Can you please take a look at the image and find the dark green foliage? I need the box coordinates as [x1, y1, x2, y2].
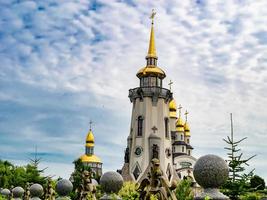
[0, 160, 46, 189]
[221, 114, 256, 200]
[175, 179, 193, 200]
[250, 175, 265, 190]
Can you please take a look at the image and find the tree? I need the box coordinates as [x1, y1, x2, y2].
[250, 175, 265, 190]
[221, 113, 256, 200]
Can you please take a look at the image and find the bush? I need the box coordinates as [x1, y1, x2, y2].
[240, 193, 260, 200]
[175, 179, 194, 200]
[118, 182, 139, 200]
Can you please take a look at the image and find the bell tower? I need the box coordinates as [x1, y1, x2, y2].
[124, 10, 175, 183]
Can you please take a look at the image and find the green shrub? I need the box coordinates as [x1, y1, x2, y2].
[118, 182, 139, 200]
[175, 179, 194, 200]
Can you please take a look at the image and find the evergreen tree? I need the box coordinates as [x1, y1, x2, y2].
[221, 113, 256, 200]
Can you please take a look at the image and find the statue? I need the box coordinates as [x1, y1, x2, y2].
[152, 144, 159, 159]
[78, 170, 96, 200]
[44, 179, 55, 200]
[124, 147, 130, 163]
[24, 183, 30, 200]
[137, 158, 177, 200]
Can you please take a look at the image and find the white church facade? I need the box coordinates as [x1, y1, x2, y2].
[121, 13, 197, 184]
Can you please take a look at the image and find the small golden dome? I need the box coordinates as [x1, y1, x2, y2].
[169, 99, 177, 111]
[136, 65, 166, 79]
[80, 154, 102, 163]
[184, 122, 191, 137]
[86, 130, 94, 147]
[176, 117, 184, 132]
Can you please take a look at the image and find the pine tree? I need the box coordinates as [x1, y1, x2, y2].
[221, 113, 256, 200]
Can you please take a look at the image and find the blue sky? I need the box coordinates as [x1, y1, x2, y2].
[0, 0, 267, 180]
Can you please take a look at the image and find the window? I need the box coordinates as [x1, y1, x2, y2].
[137, 116, 143, 136]
[182, 146, 184, 152]
[188, 150, 191, 156]
[165, 118, 169, 138]
[150, 77, 156, 86]
[181, 135, 183, 140]
[187, 139, 190, 143]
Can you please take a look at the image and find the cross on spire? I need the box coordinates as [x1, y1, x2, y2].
[150, 9, 156, 24]
[185, 110, 189, 122]
[168, 80, 173, 91]
[89, 120, 93, 130]
[178, 104, 182, 117]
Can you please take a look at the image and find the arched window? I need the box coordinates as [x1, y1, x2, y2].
[181, 135, 183, 140]
[137, 116, 143, 136]
[182, 146, 184, 152]
[165, 118, 169, 138]
[187, 138, 190, 143]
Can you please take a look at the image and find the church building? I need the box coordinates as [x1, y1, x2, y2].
[79, 127, 103, 176]
[121, 12, 196, 183]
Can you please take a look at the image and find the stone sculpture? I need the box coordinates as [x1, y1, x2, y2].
[137, 158, 177, 200]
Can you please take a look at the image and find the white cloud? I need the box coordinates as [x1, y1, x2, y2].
[0, 0, 266, 181]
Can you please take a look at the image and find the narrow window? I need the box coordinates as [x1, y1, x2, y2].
[188, 150, 191, 156]
[187, 138, 190, 143]
[165, 118, 169, 138]
[182, 146, 184, 152]
[137, 116, 143, 136]
[181, 135, 183, 140]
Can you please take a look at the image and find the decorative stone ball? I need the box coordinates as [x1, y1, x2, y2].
[12, 187, 24, 198]
[193, 154, 229, 188]
[56, 179, 73, 196]
[29, 184, 43, 197]
[1, 188, 11, 196]
[100, 171, 123, 194]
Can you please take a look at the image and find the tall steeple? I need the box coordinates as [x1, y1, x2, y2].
[146, 9, 157, 59]
[125, 10, 176, 184]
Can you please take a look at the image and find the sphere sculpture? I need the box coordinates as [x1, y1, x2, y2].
[193, 154, 229, 200]
[100, 171, 123, 200]
[29, 184, 43, 200]
[56, 179, 73, 197]
[12, 187, 24, 199]
[1, 188, 11, 196]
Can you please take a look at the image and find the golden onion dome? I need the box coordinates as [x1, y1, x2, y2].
[86, 130, 94, 147]
[169, 99, 177, 111]
[184, 122, 191, 137]
[80, 154, 102, 163]
[136, 65, 166, 79]
[176, 117, 184, 132]
[169, 99, 177, 118]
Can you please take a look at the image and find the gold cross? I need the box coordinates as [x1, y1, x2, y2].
[185, 110, 189, 122]
[168, 80, 173, 91]
[89, 120, 93, 130]
[150, 9, 156, 24]
[178, 104, 182, 117]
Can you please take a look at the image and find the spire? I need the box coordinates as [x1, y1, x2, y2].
[146, 9, 157, 59]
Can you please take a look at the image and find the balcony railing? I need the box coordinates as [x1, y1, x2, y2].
[128, 86, 172, 102]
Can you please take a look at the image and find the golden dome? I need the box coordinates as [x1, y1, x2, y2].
[86, 130, 94, 147]
[136, 65, 166, 78]
[169, 99, 177, 111]
[80, 154, 102, 163]
[184, 122, 191, 137]
[176, 117, 184, 132]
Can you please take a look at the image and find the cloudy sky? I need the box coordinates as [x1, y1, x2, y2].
[0, 0, 266, 180]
